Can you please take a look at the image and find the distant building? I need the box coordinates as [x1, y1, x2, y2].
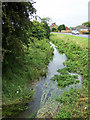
[66, 26, 70, 30]
[75, 25, 88, 31]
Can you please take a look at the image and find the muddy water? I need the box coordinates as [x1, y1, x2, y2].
[17, 42, 82, 118]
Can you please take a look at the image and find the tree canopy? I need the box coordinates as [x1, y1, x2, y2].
[41, 18, 51, 39]
[2, 2, 36, 67]
[2, 2, 51, 71]
[41, 17, 51, 25]
[28, 20, 46, 40]
[58, 24, 66, 32]
[82, 21, 90, 27]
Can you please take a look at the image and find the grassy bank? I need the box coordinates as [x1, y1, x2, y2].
[2, 38, 53, 118]
[52, 33, 88, 48]
[50, 33, 88, 118]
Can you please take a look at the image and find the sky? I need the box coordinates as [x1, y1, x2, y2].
[34, 0, 89, 27]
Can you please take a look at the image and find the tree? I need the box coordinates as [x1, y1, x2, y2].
[82, 22, 90, 27]
[41, 18, 51, 39]
[82, 22, 90, 34]
[41, 17, 51, 25]
[2, 2, 36, 67]
[58, 24, 66, 32]
[28, 20, 46, 40]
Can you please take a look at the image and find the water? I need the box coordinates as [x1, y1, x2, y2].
[17, 42, 82, 118]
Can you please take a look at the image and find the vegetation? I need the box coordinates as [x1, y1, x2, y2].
[82, 21, 90, 27]
[50, 33, 88, 118]
[52, 28, 57, 32]
[51, 68, 79, 87]
[2, 38, 53, 117]
[56, 87, 88, 118]
[41, 18, 51, 39]
[52, 26, 58, 32]
[58, 24, 66, 32]
[2, 2, 36, 66]
[2, 1, 89, 119]
[28, 20, 46, 40]
[82, 21, 90, 34]
[2, 2, 53, 118]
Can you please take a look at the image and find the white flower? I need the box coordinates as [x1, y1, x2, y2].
[17, 91, 19, 93]
[85, 107, 87, 110]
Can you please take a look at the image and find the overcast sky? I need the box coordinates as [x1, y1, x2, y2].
[34, 0, 89, 27]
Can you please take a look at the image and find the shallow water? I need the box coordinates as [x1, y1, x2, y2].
[17, 42, 82, 118]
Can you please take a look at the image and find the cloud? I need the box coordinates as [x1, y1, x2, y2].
[34, 0, 88, 27]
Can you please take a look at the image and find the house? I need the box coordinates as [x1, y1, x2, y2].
[61, 26, 71, 33]
[74, 25, 89, 34]
[75, 25, 88, 31]
[66, 26, 70, 30]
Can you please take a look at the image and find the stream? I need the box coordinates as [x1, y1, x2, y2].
[17, 42, 82, 118]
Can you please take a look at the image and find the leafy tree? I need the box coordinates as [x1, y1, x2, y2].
[28, 20, 46, 40]
[58, 24, 66, 32]
[82, 21, 90, 27]
[52, 28, 56, 32]
[41, 17, 51, 25]
[41, 18, 51, 39]
[42, 22, 50, 39]
[82, 22, 90, 34]
[54, 26, 58, 32]
[2, 2, 36, 68]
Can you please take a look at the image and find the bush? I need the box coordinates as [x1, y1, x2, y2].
[52, 28, 56, 32]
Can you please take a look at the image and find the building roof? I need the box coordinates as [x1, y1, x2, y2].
[66, 26, 70, 30]
[75, 25, 88, 30]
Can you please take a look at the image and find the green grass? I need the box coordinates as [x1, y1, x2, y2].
[50, 33, 88, 118]
[53, 33, 88, 48]
[50, 33, 88, 85]
[2, 38, 53, 117]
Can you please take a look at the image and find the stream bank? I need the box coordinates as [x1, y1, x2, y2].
[3, 33, 88, 118]
[16, 42, 82, 118]
[2, 39, 54, 118]
[49, 33, 88, 118]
